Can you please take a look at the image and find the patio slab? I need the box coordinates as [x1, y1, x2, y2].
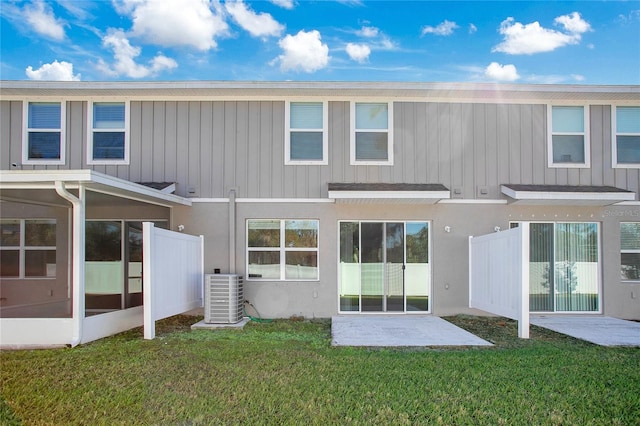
[331, 315, 493, 347]
[530, 315, 640, 347]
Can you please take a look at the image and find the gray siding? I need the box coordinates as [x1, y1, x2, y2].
[1, 99, 638, 200]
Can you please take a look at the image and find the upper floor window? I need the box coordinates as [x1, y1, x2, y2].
[351, 102, 393, 165]
[285, 101, 327, 165]
[88, 101, 129, 164]
[23, 101, 65, 165]
[612, 106, 640, 168]
[0, 219, 56, 278]
[548, 105, 590, 168]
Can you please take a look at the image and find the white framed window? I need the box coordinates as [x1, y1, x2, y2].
[247, 219, 319, 281]
[285, 101, 328, 165]
[621, 222, 640, 281]
[612, 106, 640, 168]
[22, 101, 66, 165]
[350, 101, 393, 165]
[547, 105, 590, 168]
[88, 101, 129, 164]
[0, 219, 56, 279]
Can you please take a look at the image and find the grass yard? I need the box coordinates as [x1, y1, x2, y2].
[1, 315, 639, 425]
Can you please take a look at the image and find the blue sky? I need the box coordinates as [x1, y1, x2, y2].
[1, 1, 639, 84]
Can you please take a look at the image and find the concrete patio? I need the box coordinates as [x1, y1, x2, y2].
[331, 315, 493, 347]
[530, 315, 640, 347]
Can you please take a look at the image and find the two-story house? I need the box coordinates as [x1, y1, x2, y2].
[1, 81, 639, 345]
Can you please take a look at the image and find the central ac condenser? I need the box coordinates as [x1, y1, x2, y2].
[204, 274, 244, 324]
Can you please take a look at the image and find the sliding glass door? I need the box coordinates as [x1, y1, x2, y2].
[516, 222, 600, 312]
[339, 221, 430, 313]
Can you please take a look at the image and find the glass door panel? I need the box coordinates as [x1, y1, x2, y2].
[529, 223, 554, 312]
[339, 222, 360, 311]
[520, 222, 600, 313]
[385, 223, 404, 312]
[405, 222, 429, 311]
[361, 223, 384, 311]
[554, 223, 599, 312]
[338, 221, 432, 313]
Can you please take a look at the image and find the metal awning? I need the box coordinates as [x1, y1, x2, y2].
[501, 184, 636, 206]
[328, 183, 450, 204]
[0, 170, 191, 208]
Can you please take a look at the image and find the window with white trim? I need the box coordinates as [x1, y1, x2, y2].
[548, 105, 589, 167]
[351, 102, 393, 165]
[285, 101, 327, 164]
[621, 222, 640, 281]
[23, 101, 65, 164]
[0, 219, 56, 278]
[247, 219, 319, 281]
[88, 101, 129, 164]
[612, 106, 640, 168]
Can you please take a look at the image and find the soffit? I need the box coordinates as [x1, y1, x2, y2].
[0, 170, 190, 208]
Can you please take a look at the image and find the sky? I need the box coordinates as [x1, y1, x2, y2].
[1, 0, 639, 84]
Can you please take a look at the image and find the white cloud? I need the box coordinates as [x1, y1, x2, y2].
[24, 0, 66, 40]
[469, 23, 477, 34]
[116, 0, 228, 50]
[571, 74, 585, 82]
[421, 20, 458, 36]
[225, 0, 284, 39]
[358, 25, 380, 38]
[484, 62, 520, 81]
[98, 29, 177, 78]
[25, 60, 80, 81]
[346, 43, 370, 63]
[270, 0, 294, 9]
[555, 12, 592, 34]
[493, 12, 591, 55]
[275, 30, 329, 73]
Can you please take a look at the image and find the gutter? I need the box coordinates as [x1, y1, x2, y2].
[54, 182, 85, 347]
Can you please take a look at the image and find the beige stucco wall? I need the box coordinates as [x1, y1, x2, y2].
[175, 200, 640, 320]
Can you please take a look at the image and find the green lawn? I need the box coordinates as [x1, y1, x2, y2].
[1, 315, 639, 425]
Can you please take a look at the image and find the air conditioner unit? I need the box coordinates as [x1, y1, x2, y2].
[204, 274, 244, 324]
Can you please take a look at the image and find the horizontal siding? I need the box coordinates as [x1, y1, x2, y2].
[1, 99, 638, 201]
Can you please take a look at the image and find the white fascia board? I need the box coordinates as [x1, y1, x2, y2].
[501, 185, 636, 202]
[328, 190, 450, 200]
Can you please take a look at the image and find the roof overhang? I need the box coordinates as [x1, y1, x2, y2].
[1, 80, 638, 103]
[328, 183, 450, 204]
[0, 170, 191, 208]
[501, 184, 636, 206]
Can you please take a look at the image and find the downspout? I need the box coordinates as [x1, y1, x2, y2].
[228, 189, 236, 274]
[55, 182, 85, 347]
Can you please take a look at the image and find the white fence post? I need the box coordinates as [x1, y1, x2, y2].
[143, 222, 155, 339]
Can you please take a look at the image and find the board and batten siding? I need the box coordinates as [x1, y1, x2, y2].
[1, 100, 638, 200]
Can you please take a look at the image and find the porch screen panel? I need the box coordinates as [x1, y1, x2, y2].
[85, 221, 123, 312]
[339, 222, 360, 311]
[554, 223, 598, 312]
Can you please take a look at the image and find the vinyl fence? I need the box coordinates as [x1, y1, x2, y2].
[469, 224, 530, 338]
[143, 223, 204, 339]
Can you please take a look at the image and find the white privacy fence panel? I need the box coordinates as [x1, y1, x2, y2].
[143, 223, 204, 339]
[469, 224, 530, 338]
